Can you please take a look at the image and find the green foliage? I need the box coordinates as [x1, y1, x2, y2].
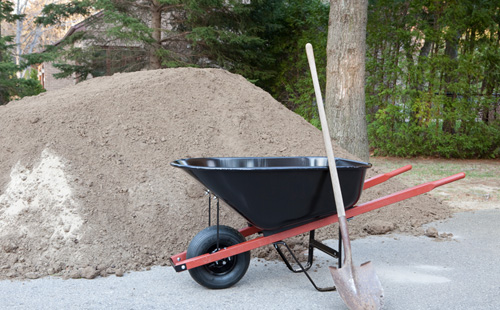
[369, 104, 500, 158]
[179, 0, 280, 83]
[30, 0, 500, 158]
[264, 0, 329, 128]
[35, 0, 94, 26]
[0, 1, 44, 105]
[33, 0, 328, 107]
[366, 0, 500, 158]
[0, 0, 22, 23]
[33, 0, 281, 83]
[100, 8, 155, 45]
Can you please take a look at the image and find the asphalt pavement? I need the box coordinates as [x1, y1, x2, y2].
[0, 209, 499, 310]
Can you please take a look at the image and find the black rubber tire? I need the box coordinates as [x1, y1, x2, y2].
[186, 225, 250, 289]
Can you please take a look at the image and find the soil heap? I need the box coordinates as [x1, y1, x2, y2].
[0, 68, 451, 280]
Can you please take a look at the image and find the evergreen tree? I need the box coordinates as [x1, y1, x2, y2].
[265, 0, 330, 128]
[0, 0, 44, 105]
[34, 0, 280, 83]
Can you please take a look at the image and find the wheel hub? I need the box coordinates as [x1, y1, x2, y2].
[205, 247, 237, 275]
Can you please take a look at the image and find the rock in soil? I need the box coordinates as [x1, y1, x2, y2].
[363, 220, 396, 235]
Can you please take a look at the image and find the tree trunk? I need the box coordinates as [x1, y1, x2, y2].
[0, 23, 4, 106]
[325, 0, 370, 161]
[442, 33, 460, 134]
[149, 0, 162, 69]
[15, 0, 24, 78]
[0, 23, 2, 63]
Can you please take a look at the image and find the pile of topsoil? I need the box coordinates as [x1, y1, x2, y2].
[0, 68, 450, 280]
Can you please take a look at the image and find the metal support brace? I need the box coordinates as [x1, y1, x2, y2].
[205, 190, 221, 250]
[273, 240, 336, 292]
[215, 195, 220, 250]
[272, 230, 340, 292]
[206, 190, 211, 226]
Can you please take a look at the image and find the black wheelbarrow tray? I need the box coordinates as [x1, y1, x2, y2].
[169, 156, 465, 290]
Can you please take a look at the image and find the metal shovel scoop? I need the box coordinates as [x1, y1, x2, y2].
[305, 43, 384, 309]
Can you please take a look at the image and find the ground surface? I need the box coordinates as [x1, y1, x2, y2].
[1, 209, 498, 310]
[0, 67, 498, 308]
[371, 157, 499, 212]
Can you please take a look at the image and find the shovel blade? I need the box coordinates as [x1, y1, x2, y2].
[330, 261, 384, 310]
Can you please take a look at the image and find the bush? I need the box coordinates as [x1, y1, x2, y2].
[369, 103, 500, 158]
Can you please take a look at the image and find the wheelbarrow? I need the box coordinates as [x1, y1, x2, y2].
[169, 156, 465, 291]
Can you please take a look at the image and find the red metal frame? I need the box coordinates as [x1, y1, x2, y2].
[170, 166, 465, 272]
[363, 165, 412, 190]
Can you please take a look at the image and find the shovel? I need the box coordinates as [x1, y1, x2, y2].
[305, 43, 384, 310]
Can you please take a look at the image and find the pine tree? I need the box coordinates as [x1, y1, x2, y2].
[0, 0, 44, 105]
[34, 0, 279, 83]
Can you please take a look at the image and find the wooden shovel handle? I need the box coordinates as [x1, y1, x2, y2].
[305, 43, 347, 218]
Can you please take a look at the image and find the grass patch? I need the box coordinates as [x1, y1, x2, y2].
[369, 157, 500, 210]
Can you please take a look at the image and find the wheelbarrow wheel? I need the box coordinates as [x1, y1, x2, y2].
[186, 225, 250, 289]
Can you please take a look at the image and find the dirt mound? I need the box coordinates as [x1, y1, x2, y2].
[0, 68, 450, 280]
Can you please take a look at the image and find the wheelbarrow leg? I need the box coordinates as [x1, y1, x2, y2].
[274, 241, 336, 292]
[272, 230, 341, 292]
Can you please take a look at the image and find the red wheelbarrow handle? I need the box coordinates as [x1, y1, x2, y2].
[363, 165, 412, 190]
[170, 172, 466, 272]
[350, 172, 466, 219]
